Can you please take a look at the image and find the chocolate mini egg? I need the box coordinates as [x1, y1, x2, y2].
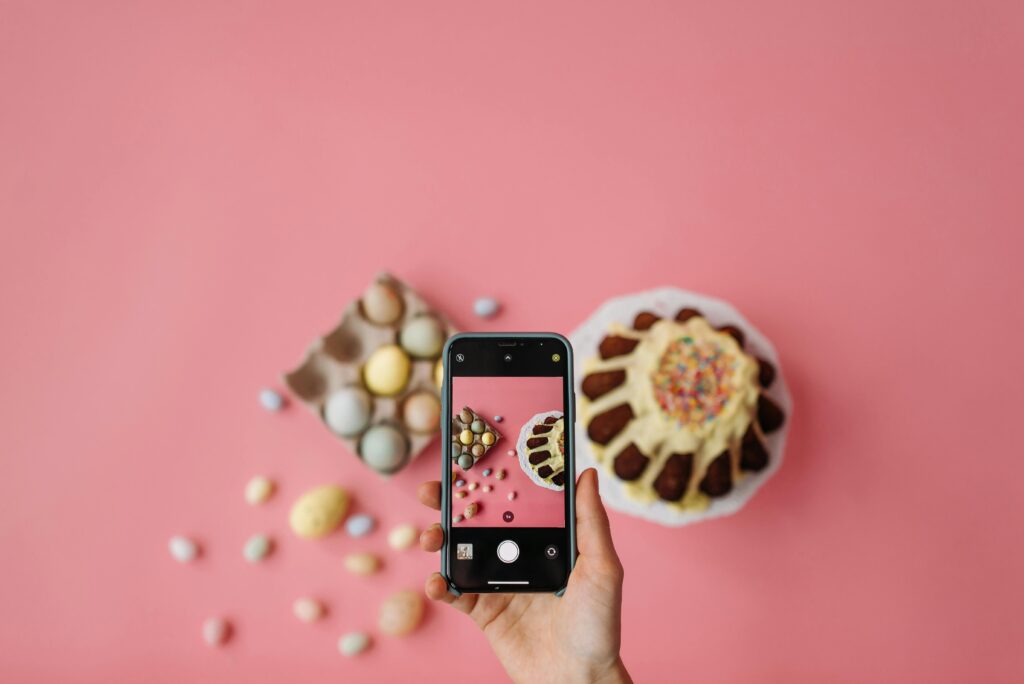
[399, 315, 445, 359]
[459, 429, 473, 446]
[202, 617, 231, 646]
[363, 344, 411, 396]
[362, 282, 403, 325]
[293, 597, 325, 622]
[339, 631, 371, 657]
[481, 431, 495, 446]
[457, 453, 473, 469]
[345, 552, 382, 576]
[402, 391, 440, 433]
[378, 590, 425, 637]
[387, 523, 417, 550]
[470, 419, 485, 434]
[289, 485, 350, 538]
[360, 424, 409, 473]
[323, 386, 372, 436]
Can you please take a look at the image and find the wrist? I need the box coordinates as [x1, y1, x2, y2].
[566, 657, 631, 684]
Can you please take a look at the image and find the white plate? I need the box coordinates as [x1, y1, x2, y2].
[569, 287, 792, 527]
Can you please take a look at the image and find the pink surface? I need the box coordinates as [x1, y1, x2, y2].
[1, 1, 1023, 682]
[451, 376, 564, 527]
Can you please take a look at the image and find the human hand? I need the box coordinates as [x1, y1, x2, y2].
[417, 468, 632, 684]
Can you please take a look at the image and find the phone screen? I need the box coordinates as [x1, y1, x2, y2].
[443, 335, 574, 593]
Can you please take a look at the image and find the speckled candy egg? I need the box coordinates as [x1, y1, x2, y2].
[359, 424, 409, 473]
[399, 315, 445, 359]
[323, 386, 372, 436]
[378, 590, 425, 636]
[289, 485, 350, 538]
[362, 282, 403, 325]
[363, 344, 411, 396]
[402, 391, 440, 433]
[338, 631, 371, 657]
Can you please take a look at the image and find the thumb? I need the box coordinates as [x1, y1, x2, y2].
[574, 468, 622, 573]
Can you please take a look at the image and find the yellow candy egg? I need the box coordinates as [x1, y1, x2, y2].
[289, 485, 350, 539]
[363, 345, 411, 396]
[459, 429, 473, 445]
[481, 431, 495, 446]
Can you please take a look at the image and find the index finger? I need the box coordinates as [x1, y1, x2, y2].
[417, 480, 442, 510]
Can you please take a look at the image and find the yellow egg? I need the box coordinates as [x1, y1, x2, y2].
[289, 485, 350, 539]
[459, 429, 473, 445]
[481, 431, 495, 446]
[434, 359, 443, 389]
[363, 345, 411, 396]
[344, 552, 382, 576]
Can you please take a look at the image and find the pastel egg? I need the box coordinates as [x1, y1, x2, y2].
[339, 631, 372, 657]
[202, 617, 231, 646]
[293, 597, 325, 622]
[453, 514, 464, 523]
[482, 468, 492, 477]
[168, 536, 199, 563]
[289, 485, 350, 538]
[362, 282, 403, 325]
[473, 297, 501, 319]
[259, 388, 285, 412]
[363, 345, 411, 396]
[344, 552, 382, 576]
[459, 429, 473, 446]
[378, 590, 425, 636]
[450, 442, 462, 459]
[457, 454, 474, 469]
[471, 443, 484, 457]
[387, 523, 417, 550]
[243, 533, 273, 562]
[459, 408, 474, 423]
[402, 391, 441, 433]
[464, 502, 479, 519]
[399, 316, 445, 358]
[481, 432, 495, 446]
[345, 513, 376, 537]
[244, 476, 275, 505]
[323, 387, 372, 436]
[470, 419, 485, 434]
[360, 424, 409, 473]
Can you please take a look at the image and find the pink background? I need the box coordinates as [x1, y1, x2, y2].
[1, 1, 1022, 682]
[451, 376, 565, 527]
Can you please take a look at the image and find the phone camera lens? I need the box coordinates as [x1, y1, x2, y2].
[503, 354, 512, 363]
[456, 353, 465, 362]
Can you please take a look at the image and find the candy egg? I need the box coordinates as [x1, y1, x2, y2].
[243, 533, 273, 562]
[289, 485, 350, 538]
[483, 485, 492, 492]
[293, 597, 325, 622]
[457, 453, 473, 470]
[345, 552, 382, 576]
[244, 476, 275, 505]
[339, 631, 372, 657]
[345, 513, 376, 537]
[402, 391, 441, 433]
[168, 536, 199, 563]
[387, 523, 417, 550]
[454, 491, 467, 499]
[459, 429, 473, 446]
[471, 443, 484, 457]
[507, 491, 517, 501]
[323, 386, 372, 436]
[378, 590, 425, 636]
[482, 468, 492, 477]
[455, 479, 465, 487]
[450, 442, 461, 459]
[468, 482, 478, 491]
[493, 415, 504, 423]
[259, 388, 285, 412]
[202, 617, 231, 646]
[399, 316, 445, 358]
[496, 469, 507, 480]
[363, 345, 411, 396]
[459, 408, 473, 423]
[359, 424, 409, 473]
[453, 514, 464, 524]
[473, 297, 501, 319]
[464, 502, 479, 519]
[362, 282, 403, 325]
[470, 419, 485, 434]
[481, 432, 495, 446]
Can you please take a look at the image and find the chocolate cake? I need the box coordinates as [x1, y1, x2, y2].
[579, 308, 784, 511]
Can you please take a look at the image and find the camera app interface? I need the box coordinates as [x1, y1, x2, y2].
[448, 374, 569, 590]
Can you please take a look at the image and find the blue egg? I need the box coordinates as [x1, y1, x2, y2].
[473, 297, 500, 319]
[345, 514, 376, 538]
[259, 388, 285, 412]
[455, 479, 465, 487]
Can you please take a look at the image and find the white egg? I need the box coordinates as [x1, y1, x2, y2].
[323, 386, 372, 436]
[168, 536, 198, 563]
[399, 316, 445, 358]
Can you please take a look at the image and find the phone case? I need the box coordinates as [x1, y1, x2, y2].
[440, 332, 577, 597]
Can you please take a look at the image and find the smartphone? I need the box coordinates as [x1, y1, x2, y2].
[440, 332, 576, 594]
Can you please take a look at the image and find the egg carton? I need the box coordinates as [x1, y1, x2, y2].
[283, 272, 456, 474]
